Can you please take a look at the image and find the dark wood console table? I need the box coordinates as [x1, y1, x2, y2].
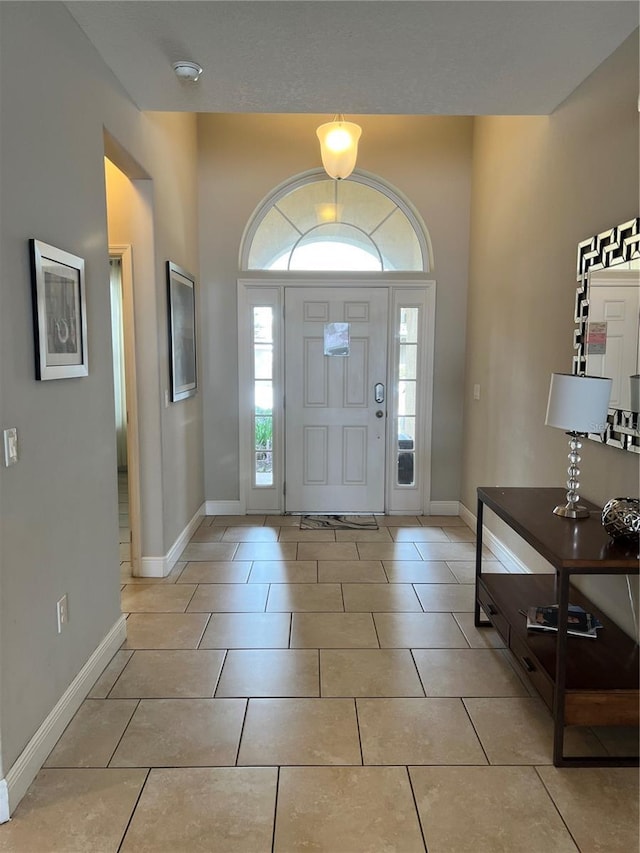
[475, 487, 639, 767]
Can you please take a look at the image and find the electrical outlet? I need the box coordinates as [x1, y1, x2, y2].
[56, 595, 68, 633]
[473, 384, 481, 401]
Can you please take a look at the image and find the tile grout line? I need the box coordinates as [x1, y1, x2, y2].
[412, 582, 426, 613]
[107, 651, 137, 699]
[449, 612, 472, 649]
[107, 699, 141, 768]
[405, 765, 429, 852]
[183, 581, 199, 613]
[370, 612, 382, 649]
[271, 765, 281, 853]
[460, 697, 491, 766]
[212, 647, 228, 698]
[533, 765, 582, 850]
[196, 612, 213, 649]
[353, 698, 365, 766]
[233, 696, 251, 767]
[408, 648, 427, 698]
[116, 767, 151, 853]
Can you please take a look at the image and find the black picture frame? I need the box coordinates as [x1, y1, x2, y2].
[167, 261, 197, 402]
[29, 239, 88, 380]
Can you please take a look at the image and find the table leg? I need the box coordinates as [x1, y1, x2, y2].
[552, 570, 570, 766]
[474, 497, 490, 627]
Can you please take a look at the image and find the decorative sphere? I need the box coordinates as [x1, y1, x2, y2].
[602, 498, 640, 542]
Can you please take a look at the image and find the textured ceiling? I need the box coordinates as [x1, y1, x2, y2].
[65, 1, 639, 115]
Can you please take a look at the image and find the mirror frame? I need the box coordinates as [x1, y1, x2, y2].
[573, 216, 640, 453]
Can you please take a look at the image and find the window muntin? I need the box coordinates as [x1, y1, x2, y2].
[289, 224, 382, 271]
[247, 209, 300, 270]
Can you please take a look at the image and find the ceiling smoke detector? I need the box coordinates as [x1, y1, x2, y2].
[172, 61, 203, 82]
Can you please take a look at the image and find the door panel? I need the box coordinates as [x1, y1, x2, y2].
[303, 426, 328, 484]
[285, 287, 388, 513]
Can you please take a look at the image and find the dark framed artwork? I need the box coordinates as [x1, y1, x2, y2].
[29, 239, 88, 380]
[167, 261, 197, 402]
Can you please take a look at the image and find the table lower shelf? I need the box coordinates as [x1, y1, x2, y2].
[476, 573, 639, 728]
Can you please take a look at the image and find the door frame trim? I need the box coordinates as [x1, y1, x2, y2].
[110, 244, 142, 571]
[238, 276, 436, 515]
[386, 284, 436, 514]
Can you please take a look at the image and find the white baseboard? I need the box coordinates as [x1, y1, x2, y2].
[458, 503, 476, 530]
[459, 502, 529, 573]
[165, 502, 205, 569]
[428, 501, 460, 516]
[138, 502, 205, 578]
[205, 500, 245, 516]
[138, 556, 167, 577]
[2, 615, 127, 819]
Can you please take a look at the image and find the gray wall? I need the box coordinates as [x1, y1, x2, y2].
[462, 33, 639, 637]
[105, 125, 204, 558]
[197, 113, 474, 504]
[0, 2, 203, 774]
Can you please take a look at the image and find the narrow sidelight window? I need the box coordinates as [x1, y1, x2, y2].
[252, 306, 273, 486]
[396, 307, 419, 486]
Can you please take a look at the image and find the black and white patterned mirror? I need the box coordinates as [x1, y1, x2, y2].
[573, 217, 640, 453]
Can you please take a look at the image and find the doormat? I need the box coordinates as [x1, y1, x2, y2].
[300, 514, 379, 530]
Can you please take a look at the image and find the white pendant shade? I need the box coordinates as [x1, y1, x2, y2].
[545, 373, 612, 433]
[317, 119, 362, 180]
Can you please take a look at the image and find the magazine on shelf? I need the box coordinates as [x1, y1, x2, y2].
[526, 604, 603, 639]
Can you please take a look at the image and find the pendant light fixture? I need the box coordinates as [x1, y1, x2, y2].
[316, 115, 362, 180]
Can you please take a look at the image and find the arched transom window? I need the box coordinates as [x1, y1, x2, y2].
[242, 172, 429, 272]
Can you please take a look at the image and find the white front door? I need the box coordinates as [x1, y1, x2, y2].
[284, 287, 388, 513]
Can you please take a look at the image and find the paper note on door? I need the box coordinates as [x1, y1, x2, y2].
[324, 322, 350, 357]
[587, 321, 607, 355]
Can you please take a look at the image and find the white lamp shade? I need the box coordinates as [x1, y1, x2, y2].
[545, 373, 612, 433]
[316, 120, 362, 180]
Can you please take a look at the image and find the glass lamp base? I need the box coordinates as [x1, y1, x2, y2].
[553, 504, 590, 519]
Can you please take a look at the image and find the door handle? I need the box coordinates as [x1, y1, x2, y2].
[374, 383, 385, 404]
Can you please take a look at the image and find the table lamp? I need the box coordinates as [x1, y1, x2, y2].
[545, 373, 612, 518]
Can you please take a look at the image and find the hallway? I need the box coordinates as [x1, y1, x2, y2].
[1, 515, 637, 852]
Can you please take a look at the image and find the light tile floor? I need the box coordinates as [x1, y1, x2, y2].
[2, 515, 638, 853]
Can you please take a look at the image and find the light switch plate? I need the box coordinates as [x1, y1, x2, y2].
[3, 428, 18, 466]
